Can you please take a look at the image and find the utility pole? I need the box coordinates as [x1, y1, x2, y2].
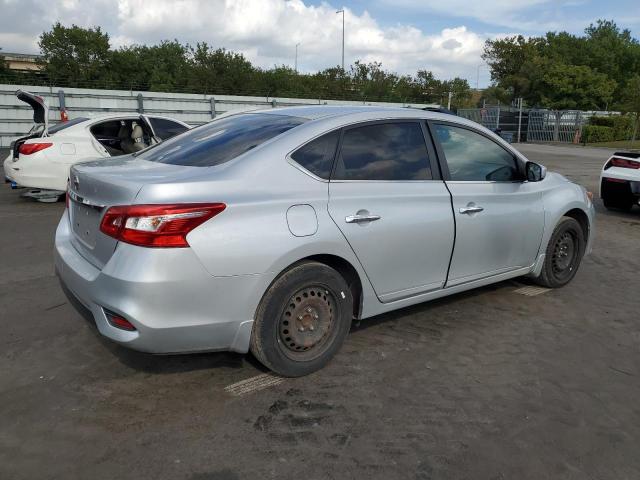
[295, 43, 300, 74]
[447, 91, 453, 110]
[517, 97, 523, 143]
[336, 9, 345, 71]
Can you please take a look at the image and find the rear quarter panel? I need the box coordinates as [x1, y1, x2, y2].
[134, 137, 380, 319]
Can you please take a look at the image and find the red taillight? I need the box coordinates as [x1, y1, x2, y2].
[19, 142, 53, 155]
[105, 312, 136, 331]
[610, 157, 640, 169]
[99, 203, 226, 248]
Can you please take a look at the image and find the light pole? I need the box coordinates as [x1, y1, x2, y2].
[295, 42, 300, 74]
[476, 63, 485, 90]
[336, 9, 345, 71]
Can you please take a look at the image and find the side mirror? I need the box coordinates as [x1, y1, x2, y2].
[526, 162, 546, 182]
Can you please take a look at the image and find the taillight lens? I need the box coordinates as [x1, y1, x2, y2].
[99, 203, 226, 248]
[19, 142, 53, 155]
[610, 157, 640, 169]
[105, 311, 136, 331]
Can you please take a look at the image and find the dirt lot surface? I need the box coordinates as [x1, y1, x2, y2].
[1, 143, 639, 480]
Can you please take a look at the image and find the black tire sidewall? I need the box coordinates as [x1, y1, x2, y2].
[252, 262, 353, 377]
[541, 217, 585, 288]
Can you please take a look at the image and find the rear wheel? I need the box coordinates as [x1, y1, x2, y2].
[250, 261, 353, 377]
[601, 179, 633, 211]
[533, 217, 585, 288]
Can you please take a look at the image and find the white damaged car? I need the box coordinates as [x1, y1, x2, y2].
[600, 151, 640, 211]
[3, 90, 190, 202]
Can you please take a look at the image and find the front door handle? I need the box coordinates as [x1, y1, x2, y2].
[459, 205, 484, 214]
[345, 214, 381, 224]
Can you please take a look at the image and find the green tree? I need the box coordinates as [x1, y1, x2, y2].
[480, 85, 511, 106]
[482, 35, 545, 102]
[539, 62, 616, 110]
[442, 78, 472, 108]
[39, 22, 111, 85]
[621, 74, 640, 142]
[188, 44, 256, 94]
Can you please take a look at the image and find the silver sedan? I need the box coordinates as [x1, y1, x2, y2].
[55, 106, 595, 376]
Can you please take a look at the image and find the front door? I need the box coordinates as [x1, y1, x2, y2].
[430, 122, 545, 286]
[328, 121, 455, 302]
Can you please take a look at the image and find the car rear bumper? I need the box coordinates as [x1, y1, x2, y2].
[600, 169, 640, 197]
[54, 212, 261, 354]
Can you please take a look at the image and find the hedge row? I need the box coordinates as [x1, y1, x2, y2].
[588, 115, 634, 141]
[582, 125, 615, 143]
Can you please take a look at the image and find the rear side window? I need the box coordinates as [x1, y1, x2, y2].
[139, 113, 306, 167]
[290, 130, 339, 179]
[149, 117, 189, 140]
[333, 122, 432, 181]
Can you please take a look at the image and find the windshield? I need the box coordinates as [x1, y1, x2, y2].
[137, 113, 306, 167]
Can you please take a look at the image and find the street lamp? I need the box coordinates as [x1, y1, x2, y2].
[476, 63, 487, 90]
[295, 42, 300, 74]
[336, 9, 345, 71]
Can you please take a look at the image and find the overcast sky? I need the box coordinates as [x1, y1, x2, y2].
[1, 0, 638, 87]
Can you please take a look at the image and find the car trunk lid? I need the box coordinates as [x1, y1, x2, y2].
[12, 90, 50, 159]
[68, 156, 198, 269]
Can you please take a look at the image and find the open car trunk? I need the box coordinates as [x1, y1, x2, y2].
[11, 90, 50, 159]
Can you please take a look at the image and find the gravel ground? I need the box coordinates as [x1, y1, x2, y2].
[1, 143, 639, 480]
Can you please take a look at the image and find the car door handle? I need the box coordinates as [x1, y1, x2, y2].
[459, 205, 484, 214]
[345, 214, 381, 224]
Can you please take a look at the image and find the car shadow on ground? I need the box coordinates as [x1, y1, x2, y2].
[349, 278, 518, 334]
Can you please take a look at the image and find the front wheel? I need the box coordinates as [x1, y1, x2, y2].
[250, 261, 353, 377]
[533, 217, 585, 288]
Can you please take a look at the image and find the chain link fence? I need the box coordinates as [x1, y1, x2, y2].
[458, 107, 589, 144]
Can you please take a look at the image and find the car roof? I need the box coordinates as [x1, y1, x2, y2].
[255, 105, 443, 121]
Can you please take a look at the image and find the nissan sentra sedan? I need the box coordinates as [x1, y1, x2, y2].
[55, 106, 595, 377]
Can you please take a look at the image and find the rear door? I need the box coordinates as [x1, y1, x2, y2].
[429, 121, 545, 286]
[328, 120, 454, 303]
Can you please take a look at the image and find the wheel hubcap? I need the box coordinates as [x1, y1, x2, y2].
[279, 286, 335, 360]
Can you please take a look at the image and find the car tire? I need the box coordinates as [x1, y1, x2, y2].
[533, 217, 585, 288]
[601, 179, 633, 211]
[250, 261, 353, 377]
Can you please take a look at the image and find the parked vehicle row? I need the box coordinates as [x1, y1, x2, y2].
[53, 105, 595, 376]
[3, 90, 190, 201]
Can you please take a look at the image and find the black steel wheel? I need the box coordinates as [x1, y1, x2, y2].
[534, 216, 586, 288]
[251, 261, 353, 377]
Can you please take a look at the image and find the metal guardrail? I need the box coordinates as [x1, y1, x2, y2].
[0, 84, 438, 147]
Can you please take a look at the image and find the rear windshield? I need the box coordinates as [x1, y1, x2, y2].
[138, 113, 306, 167]
[48, 117, 89, 134]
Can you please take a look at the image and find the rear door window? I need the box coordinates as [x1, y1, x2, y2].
[149, 117, 189, 140]
[333, 122, 432, 180]
[290, 130, 339, 179]
[139, 113, 306, 166]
